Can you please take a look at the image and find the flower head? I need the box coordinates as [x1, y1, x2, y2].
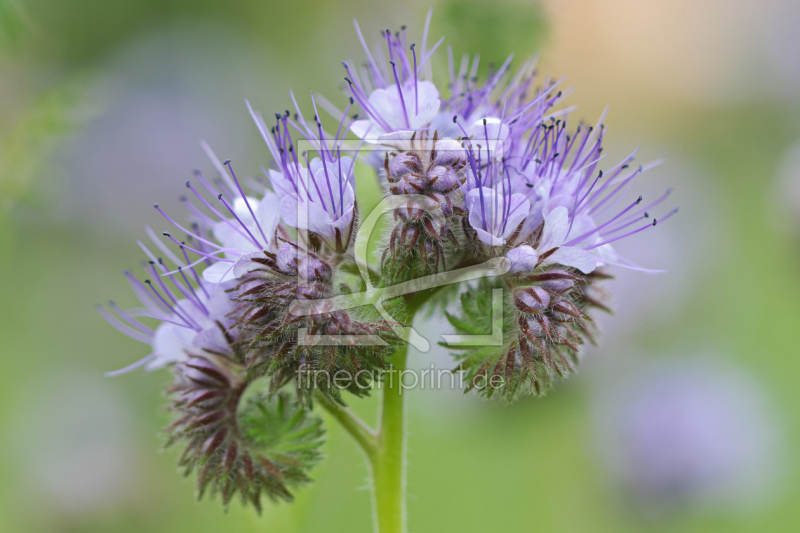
[101, 13, 679, 514]
[249, 98, 359, 253]
[345, 18, 443, 147]
[100, 241, 237, 374]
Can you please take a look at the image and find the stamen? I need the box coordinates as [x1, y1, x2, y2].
[216, 195, 263, 248]
[410, 43, 418, 114]
[389, 60, 411, 128]
[223, 159, 270, 246]
[564, 196, 643, 247]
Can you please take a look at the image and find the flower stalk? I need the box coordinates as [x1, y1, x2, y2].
[316, 337, 411, 533]
[371, 342, 409, 533]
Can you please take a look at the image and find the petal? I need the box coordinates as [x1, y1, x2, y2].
[268, 169, 295, 198]
[151, 323, 194, 368]
[192, 326, 233, 356]
[544, 194, 573, 216]
[212, 220, 254, 254]
[473, 227, 506, 246]
[279, 194, 301, 227]
[466, 187, 496, 233]
[202, 261, 236, 283]
[410, 98, 441, 129]
[232, 196, 259, 222]
[368, 87, 404, 127]
[545, 246, 597, 274]
[350, 119, 383, 141]
[415, 81, 440, 105]
[376, 129, 417, 150]
[539, 206, 570, 251]
[255, 191, 281, 243]
[505, 245, 539, 273]
[502, 193, 531, 239]
[232, 252, 264, 278]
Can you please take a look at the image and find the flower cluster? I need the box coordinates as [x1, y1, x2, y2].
[340, 15, 675, 397]
[103, 14, 674, 509]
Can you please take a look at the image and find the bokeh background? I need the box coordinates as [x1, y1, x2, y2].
[1, 0, 799, 531]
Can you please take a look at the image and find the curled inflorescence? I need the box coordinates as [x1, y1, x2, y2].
[102, 12, 675, 510]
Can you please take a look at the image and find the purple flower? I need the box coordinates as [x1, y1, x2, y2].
[100, 252, 237, 375]
[339, 19, 675, 275]
[349, 81, 441, 145]
[343, 16, 444, 148]
[273, 155, 357, 250]
[202, 192, 281, 283]
[465, 186, 529, 246]
[249, 98, 359, 252]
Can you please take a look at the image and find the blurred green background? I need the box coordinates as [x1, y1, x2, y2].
[1, 0, 799, 531]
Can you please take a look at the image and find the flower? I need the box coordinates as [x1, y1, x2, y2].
[249, 99, 359, 252]
[101, 13, 679, 514]
[202, 192, 281, 283]
[100, 251, 237, 375]
[344, 17, 443, 147]
[465, 186, 529, 246]
[349, 80, 441, 143]
[277, 155, 356, 245]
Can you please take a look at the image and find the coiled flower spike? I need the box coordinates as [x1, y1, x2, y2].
[101, 13, 677, 527]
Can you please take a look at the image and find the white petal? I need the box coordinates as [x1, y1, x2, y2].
[268, 169, 295, 198]
[539, 206, 571, 251]
[503, 193, 531, 239]
[410, 98, 441, 129]
[202, 261, 236, 283]
[473, 227, 506, 246]
[545, 246, 597, 274]
[350, 119, 382, 141]
[212, 220, 254, 255]
[255, 191, 281, 244]
[151, 323, 194, 368]
[505, 245, 539, 273]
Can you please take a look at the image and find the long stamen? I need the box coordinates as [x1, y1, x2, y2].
[564, 196, 643, 247]
[162, 231, 234, 262]
[180, 244, 209, 298]
[216, 195, 262, 248]
[410, 43, 419, 115]
[389, 60, 411, 128]
[223, 159, 269, 247]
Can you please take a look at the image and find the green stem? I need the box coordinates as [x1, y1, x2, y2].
[314, 392, 377, 461]
[371, 342, 409, 533]
[317, 294, 427, 533]
[315, 344, 409, 533]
